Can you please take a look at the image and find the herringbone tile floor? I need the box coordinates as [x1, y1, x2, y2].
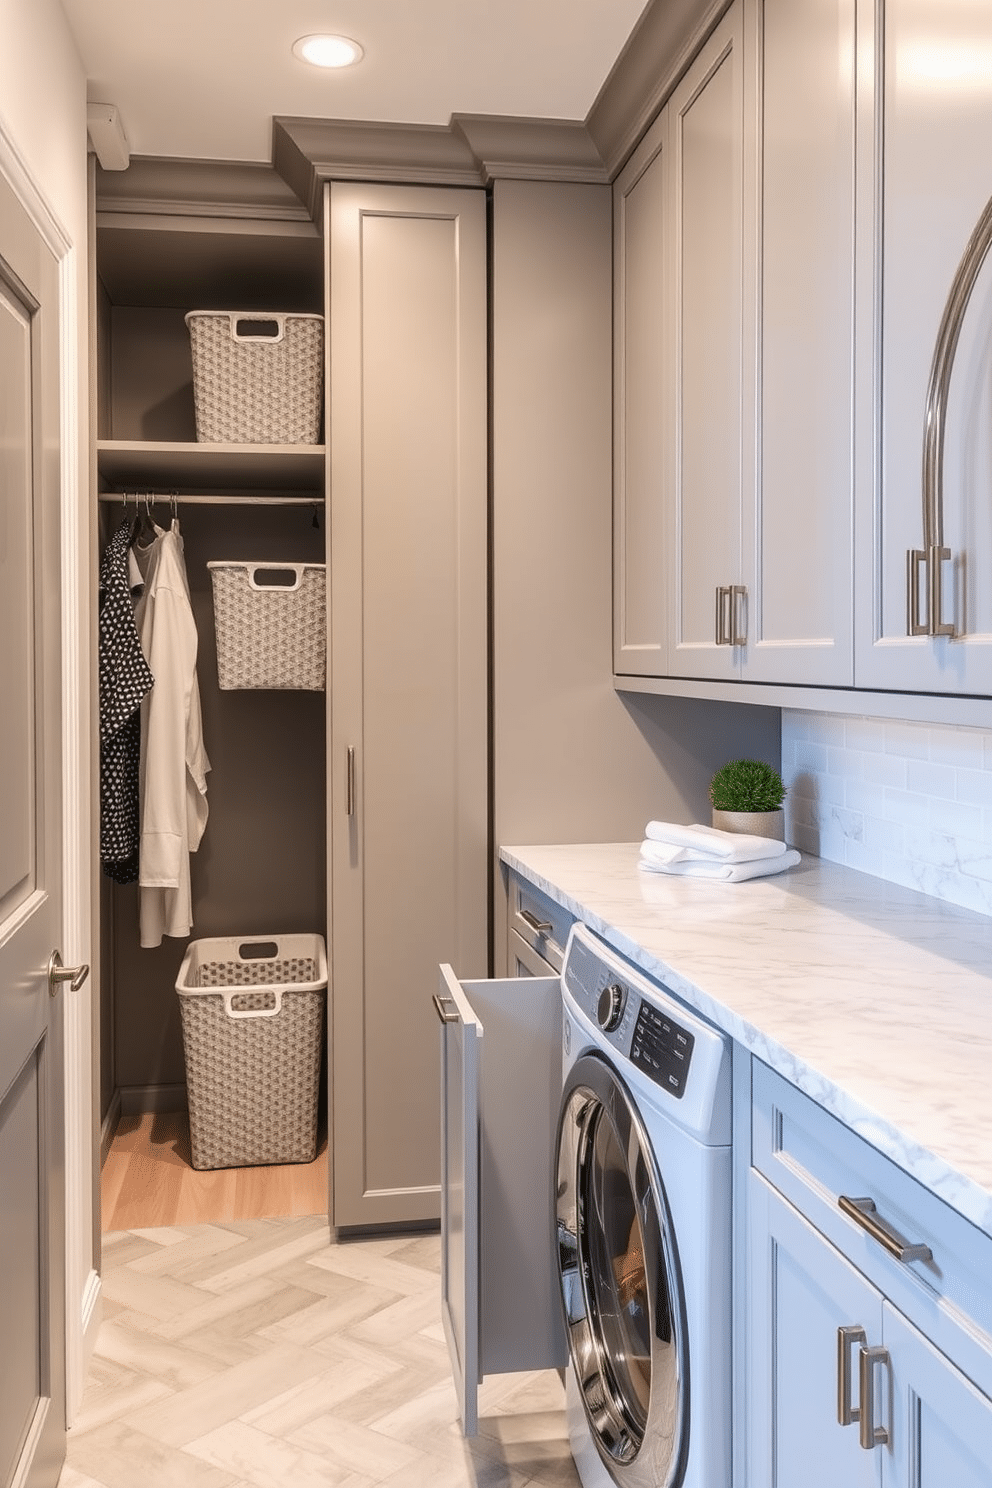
[58, 1217, 579, 1488]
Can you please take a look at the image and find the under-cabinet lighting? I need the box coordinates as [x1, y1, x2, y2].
[292, 34, 364, 69]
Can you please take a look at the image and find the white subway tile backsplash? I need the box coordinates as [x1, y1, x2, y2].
[783, 710, 992, 918]
[887, 720, 929, 760]
[906, 759, 956, 800]
[846, 716, 886, 753]
[956, 768, 992, 809]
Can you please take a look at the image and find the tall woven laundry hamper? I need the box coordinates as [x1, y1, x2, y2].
[176, 934, 327, 1170]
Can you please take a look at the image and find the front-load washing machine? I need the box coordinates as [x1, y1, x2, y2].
[555, 924, 733, 1488]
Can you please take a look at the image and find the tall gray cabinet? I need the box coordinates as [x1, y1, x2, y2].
[325, 182, 489, 1230]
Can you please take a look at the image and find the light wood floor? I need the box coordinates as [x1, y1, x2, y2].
[58, 1218, 576, 1488]
[101, 1111, 329, 1231]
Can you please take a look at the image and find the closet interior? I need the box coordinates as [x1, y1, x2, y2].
[95, 201, 329, 1221]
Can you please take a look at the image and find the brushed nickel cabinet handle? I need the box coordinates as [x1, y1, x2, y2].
[928, 545, 954, 637]
[715, 586, 732, 645]
[907, 548, 927, 635]
[433, 993, 459, 1025]
[858, 1345, 890, 1450]
[730, 584, 748, 646]
[519, 909, 552, 935]
[839, 1195, 933, 1264]
[837, 1325, 866, 1427]
[346, 746, 356, 817]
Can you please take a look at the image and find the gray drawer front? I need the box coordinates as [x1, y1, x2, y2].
[509, 877, 572, 973]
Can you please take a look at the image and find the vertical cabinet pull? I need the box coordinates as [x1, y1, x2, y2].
[906, 546, 953, 638]
[716, 586, 731, 645]
[858, 1345, 890, 1450]
[837, 1325, 866, 1427]
[907, 187, 992, 640]
[346, 746, 356, 817]
[715, 585, 748, 646]
[730, 583, 748, 646]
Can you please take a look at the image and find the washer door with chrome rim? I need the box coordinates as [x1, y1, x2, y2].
[556, 1054, 689, 1488]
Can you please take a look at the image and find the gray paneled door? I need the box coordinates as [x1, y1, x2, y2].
[0, 171, 67, 1487]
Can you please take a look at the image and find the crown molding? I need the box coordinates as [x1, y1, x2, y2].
[272, 117, 482, 218]
[94, 155, 313, 223]
[451, 115, 608, 184]
[269, 0, 725, 215]
[587, 0, 731, 175]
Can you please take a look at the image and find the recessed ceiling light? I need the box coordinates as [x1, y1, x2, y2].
[292, 34, 364, 69]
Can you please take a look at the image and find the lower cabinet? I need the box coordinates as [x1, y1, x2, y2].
[745, 1061, 992, 1486]
[748, 1175, 992, 1485]
[436, 965, 567, 1435]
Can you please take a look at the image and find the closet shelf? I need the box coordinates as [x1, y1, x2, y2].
[96, 440, 326, 492]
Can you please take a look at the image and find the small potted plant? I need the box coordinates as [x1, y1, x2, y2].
[709, 758, 787, 841]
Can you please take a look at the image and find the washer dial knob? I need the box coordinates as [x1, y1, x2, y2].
[597, 981, 626, 1032]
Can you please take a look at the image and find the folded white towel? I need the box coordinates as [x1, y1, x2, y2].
[644, 821, 787, 863]
[639, 842, 801, 882]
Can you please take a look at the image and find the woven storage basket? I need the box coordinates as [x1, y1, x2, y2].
[185, 310, 323, 444]
[176, 934, 327, 1170]
[208, 561, 326, 690]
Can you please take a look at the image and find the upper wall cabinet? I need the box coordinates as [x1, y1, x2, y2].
[615, 0, 856, 687]
[750, 0, 856, 686]
[855, 0, 992, 695]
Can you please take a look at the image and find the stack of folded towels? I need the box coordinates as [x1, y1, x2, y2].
[639, 821, 801, 882]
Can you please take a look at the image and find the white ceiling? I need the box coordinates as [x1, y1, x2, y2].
[61, 0, 652, 164]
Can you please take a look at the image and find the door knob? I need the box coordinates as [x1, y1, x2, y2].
[48, 950, 90, 997]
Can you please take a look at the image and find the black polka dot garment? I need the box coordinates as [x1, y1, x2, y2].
[99, 519, 154, 883]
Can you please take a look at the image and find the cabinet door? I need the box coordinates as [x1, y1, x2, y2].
[747, 1173, 883, 1487]
[328, 182, 488, 1228]
[744, 0, 856, 684]
[668, 5, 745, 680]
[856, 0, 992, 693]
[437, 966, 566, 1435]
[614, 112, 669, 675]
[884, 1303, 992, 1488]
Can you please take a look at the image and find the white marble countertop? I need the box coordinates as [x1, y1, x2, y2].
[500, 842, 992, 1240]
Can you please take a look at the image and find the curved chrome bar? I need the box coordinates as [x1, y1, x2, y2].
[909, 189, 992, 637]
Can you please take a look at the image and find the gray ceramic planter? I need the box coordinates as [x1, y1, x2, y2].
[711, 808, 785, 841]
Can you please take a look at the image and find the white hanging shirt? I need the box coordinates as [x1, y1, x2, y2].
[134, 521, 210, 947]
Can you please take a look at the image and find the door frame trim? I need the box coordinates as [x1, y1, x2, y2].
[0, 113, 98, 1425]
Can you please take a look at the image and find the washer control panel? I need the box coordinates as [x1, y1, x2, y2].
[597, 981, 627, 1032]
[561, 922, 732, 1143]
[630, 1000, 694, 1098]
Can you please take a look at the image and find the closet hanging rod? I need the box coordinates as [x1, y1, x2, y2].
[99, 492, 324, 507]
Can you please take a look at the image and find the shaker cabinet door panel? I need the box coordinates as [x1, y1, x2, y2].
[856, 0, 992, 694]
[328, 182, 488, 1229]
[884, 1303, 992, 1488]
[614, 114, 670, 675]
[747, 1174, 883, 1488]
[668, 7, 745, 681]
[747, 0, 856, 685]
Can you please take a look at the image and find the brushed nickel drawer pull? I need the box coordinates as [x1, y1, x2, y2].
[519, 909, 553, 935]
[839, 1195, 933, 1264]
[433, 993, 459, 1025]
[858, 1345, 890, 1450]
[837, 1325, 866, 1427]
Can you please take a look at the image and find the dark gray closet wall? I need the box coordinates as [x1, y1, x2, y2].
[96, 215, 327, 1118]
